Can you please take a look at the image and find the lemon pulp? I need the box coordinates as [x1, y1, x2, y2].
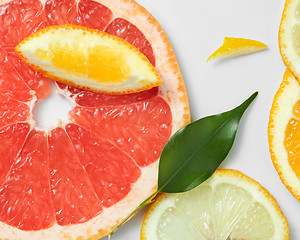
[156, 183, 274, 240]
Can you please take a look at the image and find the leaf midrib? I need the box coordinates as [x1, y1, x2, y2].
[159, 110, 241, 192]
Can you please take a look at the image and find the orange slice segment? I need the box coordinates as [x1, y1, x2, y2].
[15, 24, 162, 95]
[269, 69, 300, 201]
[207, 37, 268, 61]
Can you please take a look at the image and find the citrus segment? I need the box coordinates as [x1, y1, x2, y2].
[5, 48, 50, 99]
[74, 87, 158, 107]
[70, 96, 172, 167]
[0, 47, 34, 103]
[0, 123, 30, 185]
[65, 123, 141, 207]
[0, 0, 45, 47]
[0, 94, 30, 129]
[141, 170, 289, 240]
[78, 0, 113, 30]
[207, 37, 268, 61]
[16, 24, 162, 94]
[0, 131, 54, 231]
[48, 127, 102, 225]
[106, 18, 156, 66]
[269, 69, 300, 201]
[45, 0, 78, 26]
[284, 118, 300, 177]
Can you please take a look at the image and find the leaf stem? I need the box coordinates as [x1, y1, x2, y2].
[109, 190, 159, 237]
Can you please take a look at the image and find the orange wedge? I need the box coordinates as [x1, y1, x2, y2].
[15, 24, 162, 95]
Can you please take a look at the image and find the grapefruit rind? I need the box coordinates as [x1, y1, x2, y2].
[279, 0, 300, 82]
[268, 69, 300, 201]
[16, 24, 162, 95]
[140, 169, 289, 240]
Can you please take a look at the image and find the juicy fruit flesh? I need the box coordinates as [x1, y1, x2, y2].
[156, 183, 274, 240]
[0, 0, 172, 233]
[35, 43, 131, 84]
[284, 100, 300, 178]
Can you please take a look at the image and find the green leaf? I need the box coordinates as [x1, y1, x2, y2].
[157, 92, 258, 193]
[109, 92, 258, 236]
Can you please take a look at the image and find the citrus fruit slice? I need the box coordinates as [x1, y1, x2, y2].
[268, 69, 300, 201]
[16, 24, 162, 95]
[141, 169, 289, 240]
[0, 0, 190, 239]
[207, 37, 268, 61]
[278, 0, 300, 81]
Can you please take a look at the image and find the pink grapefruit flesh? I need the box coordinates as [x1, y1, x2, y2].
[48, 127, 103, 225]
[0, 123, 31, 186]
[0, 131, 54, 231]
[66, 123, 141, 207]
[0, 94, 30, 129]
[70, 96, 172, 167]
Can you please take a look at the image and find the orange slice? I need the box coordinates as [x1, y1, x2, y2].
[207, 37, 268, 61]
[141, 169, 289, 240]
[16, 24, 162, 95]
[268, 69, 300, 201]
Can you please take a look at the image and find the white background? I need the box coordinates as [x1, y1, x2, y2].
[108, 0, 300, 239]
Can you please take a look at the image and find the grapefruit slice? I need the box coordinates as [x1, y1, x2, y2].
[0, 0, 190, 239]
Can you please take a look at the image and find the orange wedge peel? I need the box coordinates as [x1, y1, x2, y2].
[15, 24, 162, 95]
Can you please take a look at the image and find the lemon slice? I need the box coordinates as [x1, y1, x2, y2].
[141, 169, 289, 240]
[207, 37, 268, 61]
[279, 0, 300, 81]
[15, 24, 162, 95]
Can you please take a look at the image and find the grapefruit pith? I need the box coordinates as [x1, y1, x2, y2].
[0, 0, 190, 239]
